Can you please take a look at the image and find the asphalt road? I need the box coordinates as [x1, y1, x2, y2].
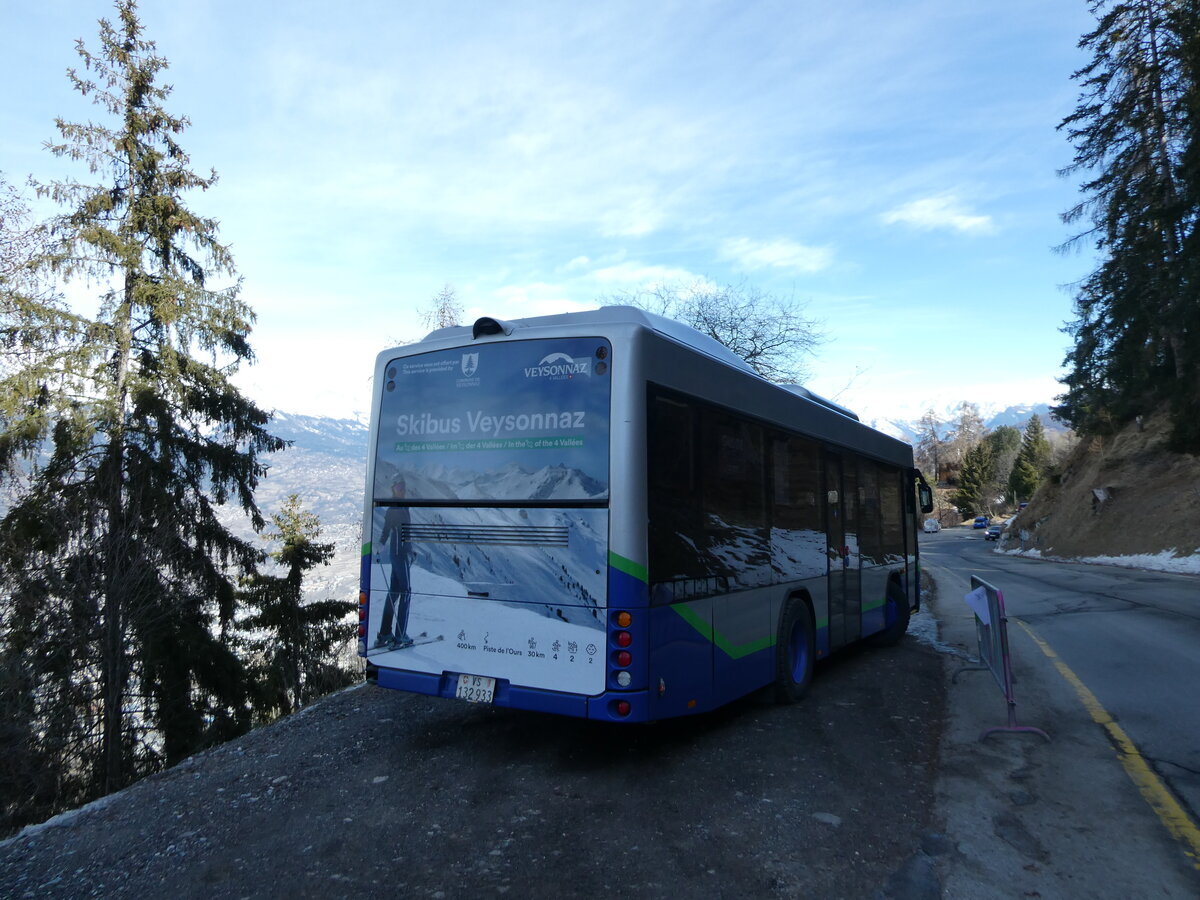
[921, 525, 1200, 896]
[923, 525, 1200, 826]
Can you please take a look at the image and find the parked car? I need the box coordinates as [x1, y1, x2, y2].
[973, 516, 990, 529]
[923, 518, 941, 533]
[985, 524, 1003, 541]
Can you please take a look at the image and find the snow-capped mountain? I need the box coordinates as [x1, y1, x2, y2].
[866, 402, 1066, 443]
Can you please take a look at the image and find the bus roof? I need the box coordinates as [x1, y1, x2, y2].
[413, 306, 860, 422]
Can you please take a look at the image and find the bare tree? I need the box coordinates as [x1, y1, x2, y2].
[420, 283, 463, 330]
[386, 284, 463, 349]
[605, 280, 823, 383]
[914, 408, 947, 484]
[947, 402, 986, 467]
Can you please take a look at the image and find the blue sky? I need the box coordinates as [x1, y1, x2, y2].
[2, 1, 1098, 424]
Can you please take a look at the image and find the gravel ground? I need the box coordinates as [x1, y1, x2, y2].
[0, 635, 946, 900]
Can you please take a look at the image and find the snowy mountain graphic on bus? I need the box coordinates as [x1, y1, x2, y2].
[369, 462, 607, 636]
[374, 461, 606, 503]
[412, 462, 605, 502]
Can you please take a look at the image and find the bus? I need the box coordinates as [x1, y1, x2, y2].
[358, 306, 933, 722]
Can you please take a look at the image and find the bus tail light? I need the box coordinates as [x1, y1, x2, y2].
[609, 611, 636, 694]
[616, 700, 631, 717]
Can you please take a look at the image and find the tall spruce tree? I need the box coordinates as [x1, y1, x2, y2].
[239, 495, 355, 721]
[985, 425, 1023, 505]
[1058, 0, 1200, 448]
[950, 441, 996, 518]
[1008, 414, 1053, 503]
[0, 0, 283, 806]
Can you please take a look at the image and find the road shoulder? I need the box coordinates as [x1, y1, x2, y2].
[925, 562, 1200, 898]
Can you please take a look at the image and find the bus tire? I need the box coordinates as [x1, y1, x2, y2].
[867, 580, 910, 647]
[774, 597, 815, 704]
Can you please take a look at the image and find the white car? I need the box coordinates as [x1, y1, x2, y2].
[923, 519, 941, 533]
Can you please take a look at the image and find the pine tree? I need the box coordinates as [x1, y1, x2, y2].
[1058, 0, 1200, 448]
[950, 441, 995, 518]
[1168, 0, 1200, 448]
[985, 425, 1022, 504]
[0, 0, 284, 802]
[239, 495, 355, 721]
[1008, 414, 1053, 503]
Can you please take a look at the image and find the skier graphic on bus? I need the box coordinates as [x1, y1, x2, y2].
[374, 478, 413, 649]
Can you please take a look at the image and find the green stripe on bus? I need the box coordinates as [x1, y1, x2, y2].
[362, 543, 371, 557]
[671, 604, 776, 660]
[608, 552, 648, 583]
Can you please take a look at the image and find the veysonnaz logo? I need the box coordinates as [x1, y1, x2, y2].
[461, 353, 479, 377]
[524, 352, 590, 379]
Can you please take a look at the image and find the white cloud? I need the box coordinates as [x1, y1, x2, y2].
[880, 195, 994, 234]
[490, 282, 598, 318]
[589, 262, 709, 289]
[720, 237, 834, 274]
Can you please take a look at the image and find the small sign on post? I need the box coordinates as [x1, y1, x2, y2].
[952, 575, 1050, 742]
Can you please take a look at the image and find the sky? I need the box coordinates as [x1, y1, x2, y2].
[2, 0, 1100, 425]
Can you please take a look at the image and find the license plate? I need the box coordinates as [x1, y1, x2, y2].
[455, 674, 496, 704]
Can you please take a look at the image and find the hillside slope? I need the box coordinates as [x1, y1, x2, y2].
[1003, 410, 1200, 566]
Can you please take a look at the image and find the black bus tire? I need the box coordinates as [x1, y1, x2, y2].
[775, 597, 816, 704]
[867, 580, 911, 647]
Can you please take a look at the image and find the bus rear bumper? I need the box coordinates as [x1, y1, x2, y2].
[368, 663, 651, 722]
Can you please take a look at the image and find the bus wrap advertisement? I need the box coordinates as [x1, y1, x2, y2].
[367, 337, 612, 696]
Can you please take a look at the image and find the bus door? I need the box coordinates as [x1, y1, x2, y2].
[824, 451, 862, 649]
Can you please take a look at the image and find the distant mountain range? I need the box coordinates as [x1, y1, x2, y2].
[246, 403, 1067, 603]
[864, 403, 1066, 444]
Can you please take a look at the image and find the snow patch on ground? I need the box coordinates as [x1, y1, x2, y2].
[908, 608, 974, 660]
[998, 546, 1200, 575]
[2, 794, 117, 846]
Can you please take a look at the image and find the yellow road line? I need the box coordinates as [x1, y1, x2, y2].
[1014, 617, 1200, 871]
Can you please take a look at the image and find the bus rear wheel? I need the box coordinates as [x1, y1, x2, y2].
[774, 597, 815, 704]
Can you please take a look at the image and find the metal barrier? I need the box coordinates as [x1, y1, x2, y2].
[952, 575, 1050, 742]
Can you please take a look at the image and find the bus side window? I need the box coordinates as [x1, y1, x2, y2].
[701, 408, 766, 532]
[770, 434, 823, 581]
[879, 467, 904, 562]
[650, 395, 693, 494]
[649, 393, 707, 594]
[858, 461, 882, 566]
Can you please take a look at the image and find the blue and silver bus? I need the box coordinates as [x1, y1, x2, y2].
[358, 307, 933, 722]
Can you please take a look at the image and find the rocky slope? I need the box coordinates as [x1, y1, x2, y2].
[1002, 409, 1200, 564]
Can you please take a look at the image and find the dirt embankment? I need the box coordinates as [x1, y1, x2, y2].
[1006, 410, 1200, 560]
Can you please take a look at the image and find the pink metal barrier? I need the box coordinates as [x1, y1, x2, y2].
[952, 575, 1050, 742]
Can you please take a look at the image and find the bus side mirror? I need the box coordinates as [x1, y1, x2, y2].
[918, 482, 934, 515]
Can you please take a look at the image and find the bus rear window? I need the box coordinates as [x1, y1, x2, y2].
[373, 337, 611, 503]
